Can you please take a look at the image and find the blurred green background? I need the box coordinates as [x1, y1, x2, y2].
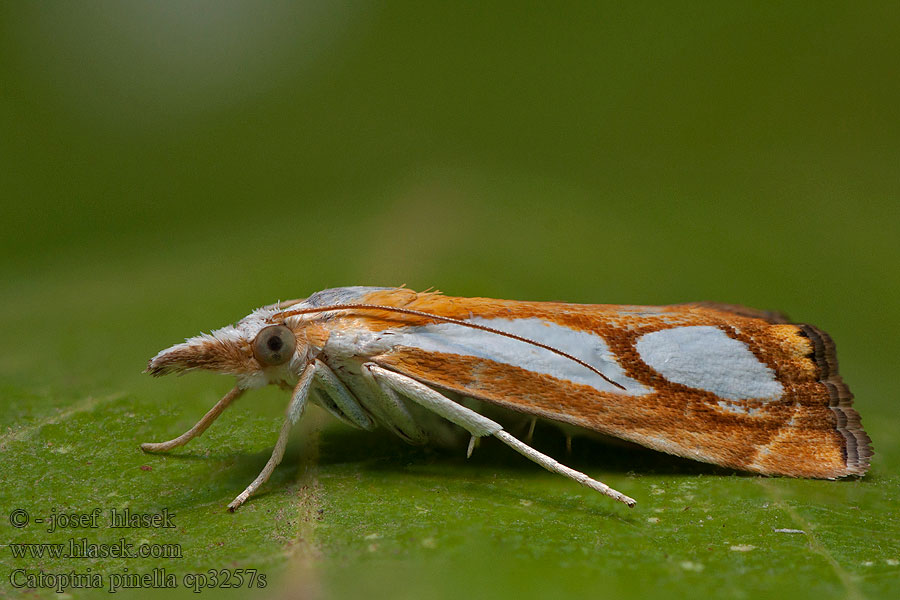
[1, 2, 898, 599]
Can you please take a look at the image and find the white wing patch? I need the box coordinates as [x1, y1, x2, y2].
[636, 326, 783, 401]
[384, 317, 650, 395]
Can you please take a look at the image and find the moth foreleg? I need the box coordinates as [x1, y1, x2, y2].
[227, 361, 316, 511]
[311, 359, 375, 430]
[141, 386, 244, 453]
[363, 363, 636, 507]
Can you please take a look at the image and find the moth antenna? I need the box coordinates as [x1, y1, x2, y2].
[276, 303, 627, 391]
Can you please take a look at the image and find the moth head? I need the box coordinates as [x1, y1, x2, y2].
[145, 308, 307, 388]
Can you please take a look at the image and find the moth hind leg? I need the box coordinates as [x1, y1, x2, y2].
[362, 363, 636, 507]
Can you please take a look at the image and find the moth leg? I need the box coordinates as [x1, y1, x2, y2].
[466, 435, 479, 458]
[525, 417, 537, 443]
[311, 359, 376, 430]
[359, 363, 428, 444]
[363, 363, 636, 507]
[227, 362, 316, 512]
[141, 386, 244, 453]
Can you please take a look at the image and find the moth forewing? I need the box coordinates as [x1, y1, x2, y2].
[143, 286, 871, 511]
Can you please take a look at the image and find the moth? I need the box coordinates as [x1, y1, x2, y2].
[143, 286, 871, 510]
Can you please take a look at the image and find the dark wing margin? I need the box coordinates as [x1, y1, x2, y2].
[797, 323, 873, 475]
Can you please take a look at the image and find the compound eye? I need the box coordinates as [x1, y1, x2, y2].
[253, 325, 296, 366]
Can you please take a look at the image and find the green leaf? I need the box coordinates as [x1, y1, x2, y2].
[2, 3, 899, 599]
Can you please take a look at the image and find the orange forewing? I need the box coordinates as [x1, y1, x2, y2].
[348, 289, 871, 478]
